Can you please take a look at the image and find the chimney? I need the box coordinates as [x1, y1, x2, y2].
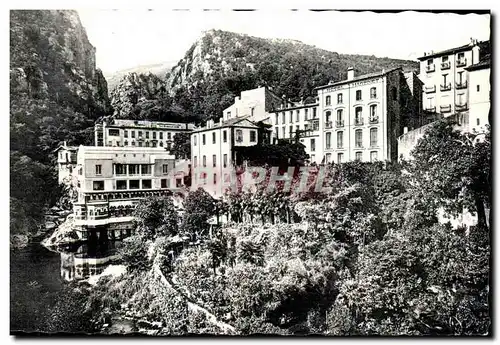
[219, 118, 223, 125]
[404, 127, 408, 134]
[347, 67, 355, 81]
[472, 45, 480, 64]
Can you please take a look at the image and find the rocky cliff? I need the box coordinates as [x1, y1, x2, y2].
[10, 10, 111, 239]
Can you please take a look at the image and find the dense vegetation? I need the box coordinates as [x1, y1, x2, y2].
[88, 120, 490, 335]
[10, 10, 111, 240]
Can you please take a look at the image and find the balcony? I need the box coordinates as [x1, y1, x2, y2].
[456, 58, 467, 67]
[424, 85, 436, 93]
[369, 116, 379, 124]
[440, 83, 452, 92]
[354, 118, 364, 126]
[336, 120, 344, 127]
[424, 106, 436, 113]
[441, 61, 451, 70]
[325, 121, 333, 129]
[426, 64, 435, 73]
[456, 81, 468, 90]
[455, 103, 468, 112]
[440, 104, 452, 113]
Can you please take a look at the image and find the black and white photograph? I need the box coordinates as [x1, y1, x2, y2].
[9, 8, 492, 336]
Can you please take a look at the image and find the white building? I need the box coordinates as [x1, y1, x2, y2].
[222, 86, 282, 124]
[466, 59, 491, 133]
[55, 142, 78, 184]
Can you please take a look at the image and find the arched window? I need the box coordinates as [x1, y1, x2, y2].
[355, 129, 363, 148]
[325, 95, 331, 106]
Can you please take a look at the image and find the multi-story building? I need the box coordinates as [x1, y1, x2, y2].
[55, 142, 78, 184]
[466, 59, 491, 133]
[94, 118, 195, 151]
[222, 86, 282, 124]
[68, 146, 180, 240]
[270, 100, 321, 163]
[190, 117, 265, 197]
[417, 38, 488, 118]
[314, 67, 422, 164]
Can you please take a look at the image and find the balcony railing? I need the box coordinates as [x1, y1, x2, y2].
[424, 106, 436, 113]
[455, 103, 468, 112]
[325, 121, 333, 129]
[355, 118, 364, 126]
[440, 83, 452, 92]
[426, 64, 435, 73]
[441, 61, 451, 70]
[456, 81, 468, 90]
[456, 58, 467, 67]
[440, 104, 452, 113]
[424, 85, 436, 93]
[369, 116, 379, 124]
[336, 120, 344, 127]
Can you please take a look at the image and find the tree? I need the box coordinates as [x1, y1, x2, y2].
[182, 188, 216, 238]
[133, 196, 178, 240]
[170, 131, 191, 159]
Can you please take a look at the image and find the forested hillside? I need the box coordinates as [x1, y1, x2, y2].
[109, 29, 418, 124]
[10, 10, 111, 239]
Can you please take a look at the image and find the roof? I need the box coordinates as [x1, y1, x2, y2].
[466, 59, 491, 71]
[191, 116, 259, 133]
[271, 103, 319, 113]
[102, 119, 196, 131]
[417, 43, 473, 61]
[315, 67, 402, 90]
[53, 144, 78, 153]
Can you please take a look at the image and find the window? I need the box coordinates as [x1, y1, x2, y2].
[235, 129, 243, 142]
[337, 153, 344, 164]
[159, 132, 163, 139]
[370, 151, 378, 162]
[203, 155, 206, 167]
[275, 127, 279, 139]
[289, 125, 293, 136]
[458, 52, 464, 60]
[95, 165, 102, 175]
[161, 179, 168, 188]
[337, 131, 343, 148]
[355, 129, 363, 148]
[477, 85, 480, 92]
[162, 164, 168, 174]
[194, 156, 197, 168]
[304, 108, 309, 120]
[145, 142, 150, 147]
[212, 132, 216, 144]
[129, 180, 140, 189]
[213, 173, 217, 185]
[296, 110, 300, 122]
[311, 138, 316, 152]
[282, 112, 286, 124]
[131, 131, 136, 138]
[92, 181, 104, 191]
[213, 154, 216, 167]
[202, 134, 206, 145]
[370, 105, 377, 121]
[116, 164, 126, 175]
[477, 118, 480, 126]
[138, 131, 143, 138]
[326, 111, 331, 123]
[313, 108, 317, 118]
[142, 180, 152, 189]
[443, 74, 448, 85]
[132, 141, 136, 146]
[124, 130, 128, 138]
[356, 90, 362, 101]
[427, 59, 433, 65]
[304, 124, 309, 131]
[442, 56, 448, 62]
[457, 71, 464, 83]
[167, 132, 171, 140]
[250, 130, 257, 142]
[355, 152, 362, 161]
[370, 128, 378, 147]
[223, 130, 227, 143]
[159, 142, 163, 147]
[370, 87, 377, 99]
[325, 153, 332, 163]
[355, 107, 363, 124]
[153, 132, 156, 139]
[152, 142, 156, 147]
[296, 125, 300, 133]
[227, 111, 231, 118]
[145, 131, 149, 139]
[275, 113, 279, 124]
[138, 142, 143, 147]
[326, 95, 331, 106]
[251, 107, 255, 117]
[326, 132, 331, 149]
[109, 129, 119, 136]
[337, 109, 343, 122]
[282, 127, 286, 138]
[176, 178, 182, 188]
[140, 164, 151, 175]
[289, 111, 293, 123]
[116, 180, 127, 190]
[129, 164, 139, 175]
[337, 93, 343, 104]
[223, 154, 228, 168]
[194, 135, 197, 146]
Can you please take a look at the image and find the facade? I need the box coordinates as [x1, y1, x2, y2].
[222, 86, 282, 124]
[94, 118, 195, 151]
[70, 146, 180, 239]
[313, 67, 422, 164]
[190, 117, 264, 197]
[466, 60, 491, 133]
[417, 39, 487, 118]
[55, 142, 78, 184]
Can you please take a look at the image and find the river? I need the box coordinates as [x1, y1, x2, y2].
[10, 236, 122, 334]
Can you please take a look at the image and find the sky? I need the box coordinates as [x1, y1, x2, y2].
[78, 10, 491, 75]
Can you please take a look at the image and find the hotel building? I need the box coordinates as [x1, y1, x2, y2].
[94, 118, 196, 151]
[58, 146, 182, 240]
[417, 39, 488, 118]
